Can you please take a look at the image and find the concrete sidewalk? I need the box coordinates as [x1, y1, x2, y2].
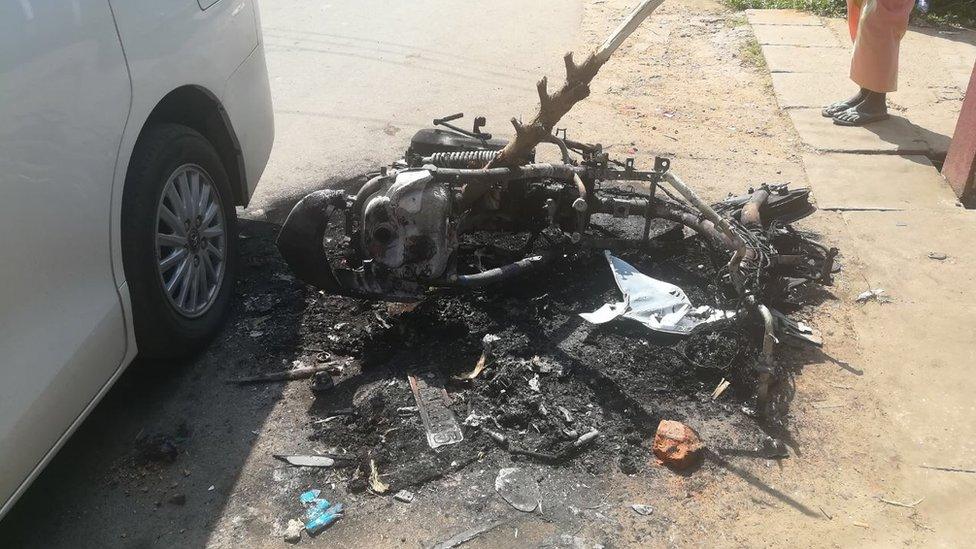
[748, 9, 976, 545]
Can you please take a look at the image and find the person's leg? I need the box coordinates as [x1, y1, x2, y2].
[822, 0, 867, 117]
[833, 0, 914, 125]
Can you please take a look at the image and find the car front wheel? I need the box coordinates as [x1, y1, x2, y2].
[121, 124, 238, 359]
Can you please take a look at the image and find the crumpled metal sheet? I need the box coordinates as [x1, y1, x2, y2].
[580, 251, 734, 335]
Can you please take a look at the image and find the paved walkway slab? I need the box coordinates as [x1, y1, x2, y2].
[839, 208, 976, 474]
[761, 45, 849, 74]
[745, 8, 822, 26]
[841, 207, 976, 299]
[840, 208, 976, 356]
[895, 109, 957, 155]
[771, 72, 852, 108]
[803, 153, 959, 210]
[751, 24, 841, 47]
[789, 109, 947, 155]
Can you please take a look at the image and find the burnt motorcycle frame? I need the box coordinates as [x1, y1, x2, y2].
[278, 117, 835, 306]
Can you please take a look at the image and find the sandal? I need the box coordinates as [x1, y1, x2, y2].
[831, 107, 889, 126]
[821, 100, 857, 118]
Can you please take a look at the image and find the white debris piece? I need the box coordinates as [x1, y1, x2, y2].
[855, 288, 886, 303]
[482, 333, 501, 349]
[631, 504, 654, 515]
[580, 252, 734, 335]
[495, 468, 540, 512]
[283, 519, 304, 543]
[462, 412, 490, 427]
[274, 454, 336, 468]
[393, 490, 415, 503]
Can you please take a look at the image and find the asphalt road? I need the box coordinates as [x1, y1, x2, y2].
[0, 2, 584, 547]
[251, 0, 584, 212]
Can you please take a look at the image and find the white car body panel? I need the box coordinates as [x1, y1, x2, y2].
[222, 44, 275, 197]
[0, 0, 273, 518]
[0, 0, 131, 515]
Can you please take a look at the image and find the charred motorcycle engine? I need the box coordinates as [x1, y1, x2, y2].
[360, 168, 455, 282]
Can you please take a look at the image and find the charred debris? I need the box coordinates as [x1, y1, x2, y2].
[263, 0, 838, 499]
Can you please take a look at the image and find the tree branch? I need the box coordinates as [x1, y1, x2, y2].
[487, 0, 665, 169]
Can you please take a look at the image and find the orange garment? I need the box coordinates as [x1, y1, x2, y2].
[847, 0, 914, 93]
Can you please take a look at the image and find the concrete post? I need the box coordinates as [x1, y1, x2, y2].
[942, 60, 976, 207]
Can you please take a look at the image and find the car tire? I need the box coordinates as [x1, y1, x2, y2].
[121, 123, 238, 359]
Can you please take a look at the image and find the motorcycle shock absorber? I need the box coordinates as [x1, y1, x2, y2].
[422, 150, 498, 169]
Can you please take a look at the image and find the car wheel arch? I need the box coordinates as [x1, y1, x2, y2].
[133, 85, 248, 206]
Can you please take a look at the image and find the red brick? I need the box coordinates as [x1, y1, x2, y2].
[652, 420, 703, 470]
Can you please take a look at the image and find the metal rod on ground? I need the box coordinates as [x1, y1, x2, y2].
[229, 361, 346, 384]
[482, 427, 599, 462]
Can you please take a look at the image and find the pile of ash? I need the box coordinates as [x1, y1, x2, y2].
[233, 212, 809, 493]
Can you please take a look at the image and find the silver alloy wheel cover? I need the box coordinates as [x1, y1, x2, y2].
[154, 164, 227, 318]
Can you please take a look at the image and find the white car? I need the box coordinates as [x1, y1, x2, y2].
[0, 0, 274, 517]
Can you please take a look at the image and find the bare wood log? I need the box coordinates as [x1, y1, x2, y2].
[489, 0, 665, 169]
[459, 0, 665, 208]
